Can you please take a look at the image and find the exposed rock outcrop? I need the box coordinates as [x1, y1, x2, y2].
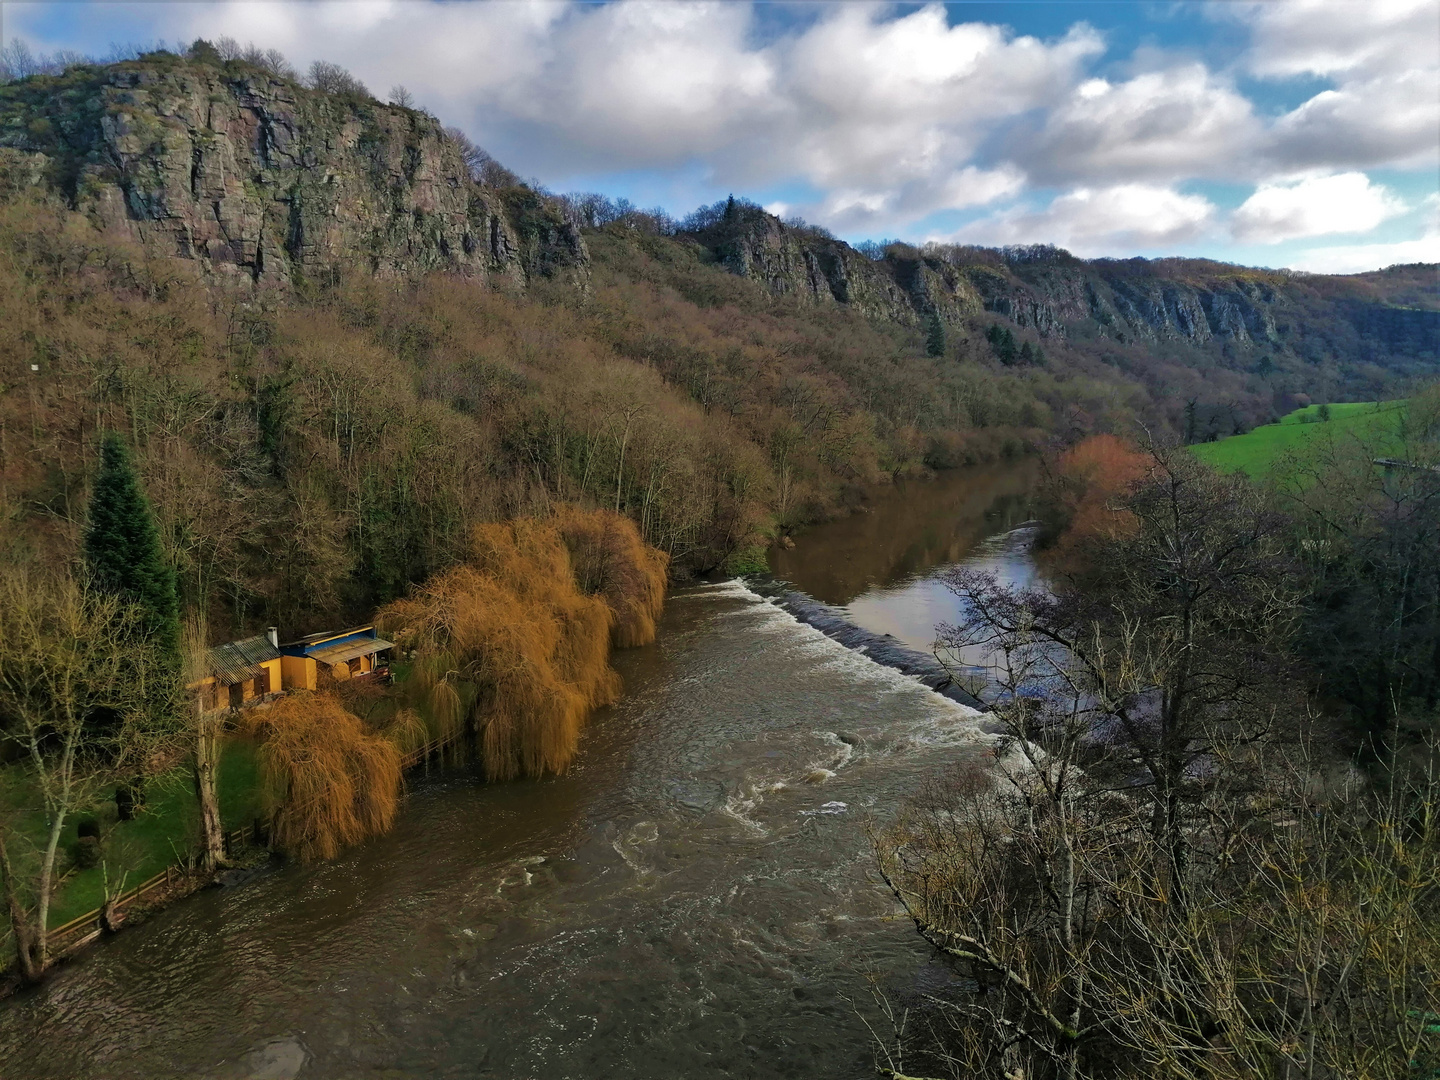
[683, 206, 1435, 359]
[0, 52, 588, 290]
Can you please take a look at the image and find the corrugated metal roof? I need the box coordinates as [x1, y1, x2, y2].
[309, 637, 395, 668]
[206, 636, 281, 686]
[282, 625, 375, 650]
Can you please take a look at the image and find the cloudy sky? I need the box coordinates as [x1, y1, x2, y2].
[12, 0, 1440, 271]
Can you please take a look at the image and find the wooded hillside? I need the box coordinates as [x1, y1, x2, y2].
[0, 47, 1435, 642]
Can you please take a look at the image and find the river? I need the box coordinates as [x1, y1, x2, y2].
[0, 463, 1039, 1080]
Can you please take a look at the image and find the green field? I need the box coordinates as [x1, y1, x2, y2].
[0, 738, 266, 931]
[1191, 401, 1407, 479]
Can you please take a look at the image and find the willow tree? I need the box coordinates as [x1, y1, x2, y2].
[381, 508, 667, 781]
[0, 574, 172, 982]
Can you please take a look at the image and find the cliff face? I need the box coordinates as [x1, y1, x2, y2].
[0, 52, 588, 290]
[687, 207, 1436, 359]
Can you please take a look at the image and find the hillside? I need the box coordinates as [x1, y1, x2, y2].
[0, 48, 588, 290]
[679, 201, 1437, 359]
[1191, 401, 1409, 478]
[0, 47, 1436, 642]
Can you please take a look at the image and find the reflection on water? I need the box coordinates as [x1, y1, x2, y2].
[772, 461, 1043, 655]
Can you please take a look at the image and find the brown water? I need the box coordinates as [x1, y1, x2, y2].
[0, 464, 1040, 1080]
[772, 461, 1042, 658]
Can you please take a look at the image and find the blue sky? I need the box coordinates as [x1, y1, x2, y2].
[8, 0, 1439, 271]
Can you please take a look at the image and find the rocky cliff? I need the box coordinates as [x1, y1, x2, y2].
[0, 51, 588, 290]
[684, 203, 1437, 361]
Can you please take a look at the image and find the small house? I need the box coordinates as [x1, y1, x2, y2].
[192, 629, 284, 712]
[279, 625, 395, 691]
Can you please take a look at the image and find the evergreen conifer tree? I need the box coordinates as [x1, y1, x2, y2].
[997, 328, 1018, 366]
[84, 434, 181, 668]
[926, 310, 946, 357]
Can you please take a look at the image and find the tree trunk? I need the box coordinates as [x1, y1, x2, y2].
[0, 834, 42, 984]
[193, 715, 227, 873]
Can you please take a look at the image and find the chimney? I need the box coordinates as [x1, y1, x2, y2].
[267, 626, 279, 649]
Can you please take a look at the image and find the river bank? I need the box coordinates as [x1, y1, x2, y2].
[0, 462, 1042, 1080]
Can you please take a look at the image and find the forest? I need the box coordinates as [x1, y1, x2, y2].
[0, 46, 1436, 1072]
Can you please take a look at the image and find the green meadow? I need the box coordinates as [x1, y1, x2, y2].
[0, 739, 267, 931]
[1191, 401, 1407, 479]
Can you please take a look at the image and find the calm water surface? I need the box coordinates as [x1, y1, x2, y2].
[0, 463, 1040, 1080]
[772, 461, 1042, 658]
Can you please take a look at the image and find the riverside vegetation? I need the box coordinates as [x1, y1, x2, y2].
[869, 392, 1440, 1080]
[0, 40, 1435, 1059]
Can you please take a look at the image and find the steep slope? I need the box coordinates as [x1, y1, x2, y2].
[0, 50, 587, 289]
[680, 200, 1437, 373]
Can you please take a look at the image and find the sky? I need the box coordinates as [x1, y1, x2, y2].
[8, 0, 1440, 272]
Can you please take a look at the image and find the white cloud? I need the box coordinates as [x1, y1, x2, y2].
[797, 165, 1026, 235]
[1232, 172, 1408, 243]
[1238, 0, 1438, 79]
[1232, 0, 1440, 173]
[948, 184, 1217, 256]
[1016, 64, 1261, 184]
[1266, 71, 1440, 172]
[1285, 192, 1440, 272]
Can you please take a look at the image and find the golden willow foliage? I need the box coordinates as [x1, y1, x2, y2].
[382, 507, 667, 782]
[553, 505, 669, 648]
[239, 693, 402, 861]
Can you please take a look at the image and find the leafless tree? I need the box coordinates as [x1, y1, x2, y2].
[306, 60, 369, 98]
[0, 573, 176, 982]
[867, 444, 1437, 1078]
[183, 615, 226, 873]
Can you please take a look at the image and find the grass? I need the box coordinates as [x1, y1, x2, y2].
[1191, 401, 1407, 479]
[0, 737, 266, 930]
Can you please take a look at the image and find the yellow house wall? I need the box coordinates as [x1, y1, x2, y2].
[260, 658, 282, 695]
[281, 655, 316, 691]
[359, 653, 373, 674]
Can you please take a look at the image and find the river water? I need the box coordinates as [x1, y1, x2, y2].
[0, 464, 1039, 1080]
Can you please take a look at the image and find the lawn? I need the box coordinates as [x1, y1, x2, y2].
[1191, 400, 1407, 479]
[3, 671, 440, 940]
[0, 737, 265, 930]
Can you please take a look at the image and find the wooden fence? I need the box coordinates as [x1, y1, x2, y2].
[5, 732, 463, 973]
[41, 820, 268, 958]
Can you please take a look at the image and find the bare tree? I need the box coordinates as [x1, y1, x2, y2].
[389, 84, 415, 109]
[872, 620, 1138, 1080]
[868, 444, 1436, 1079]
[184, 615, 226, 873]
[306, 60, 369, 98]
[0, 573, 176, 982]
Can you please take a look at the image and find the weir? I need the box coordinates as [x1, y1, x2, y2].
[755, 582, 991, 712]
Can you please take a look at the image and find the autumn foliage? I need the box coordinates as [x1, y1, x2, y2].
[1047, 434, 1152, 563]
[239, 693, 402, 861]
[381, 507, 667, 782]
